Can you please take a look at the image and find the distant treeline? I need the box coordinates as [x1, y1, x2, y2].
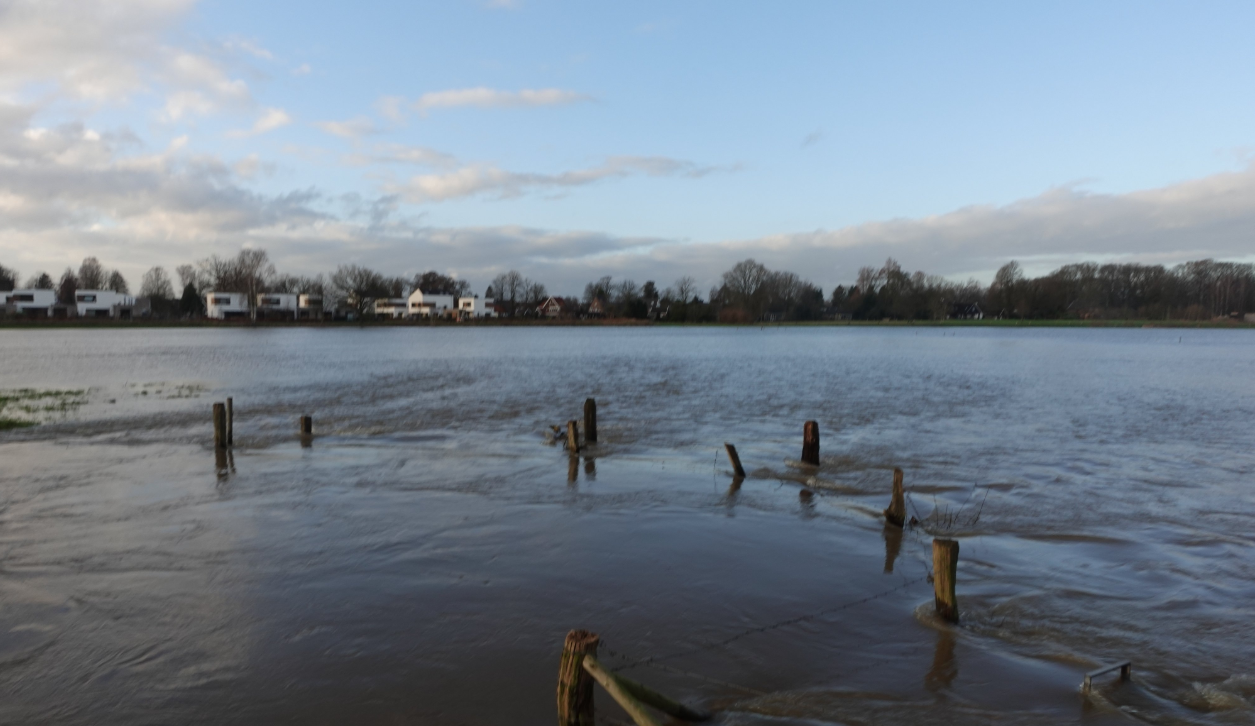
[2, 252, 1252, 322]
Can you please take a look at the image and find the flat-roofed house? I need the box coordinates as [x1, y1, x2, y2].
[76, 290, 135, 318]
[204, 291, 250, 319]
[256, 293, 299, 320]
[408, 290, 455, 318]
[373, 298, 408, 319]
[298, 294, 324, 320]
[6, 289, 57, 317]
[456, 295, 496, 319]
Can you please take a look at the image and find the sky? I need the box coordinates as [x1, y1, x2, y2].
[2, 0, 1255, 296]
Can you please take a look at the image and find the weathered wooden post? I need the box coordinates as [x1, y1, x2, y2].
[567, 420, 580, 453]
[583, 398, 597, 443]
[557, 629, 600, 726]
[724, 443, 746, 477]
[801, 421, 820, 465]
[213, 403, 226, 448]
[300, 415, 313, 436]
[884, 467, 906, 527]
[932, 538, 959, 623]
[226, 397, 234, 446]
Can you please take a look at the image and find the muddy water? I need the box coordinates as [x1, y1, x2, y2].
[0, 326, 1251, 725]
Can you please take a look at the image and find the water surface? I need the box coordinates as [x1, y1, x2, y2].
[0, 326, 1252, 724]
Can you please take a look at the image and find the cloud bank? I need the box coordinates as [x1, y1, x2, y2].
[3, 87, 1253, 296]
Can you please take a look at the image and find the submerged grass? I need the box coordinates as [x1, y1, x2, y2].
[0, 388, 90, 428]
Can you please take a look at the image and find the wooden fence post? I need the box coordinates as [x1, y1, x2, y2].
[300, 415, 313, 436]
[213, 403, 226, 448]
[932, 538, 959, 623]
[584, 398, 597, 443]
[226, 397, 234, 446]
[567, 420, 580, 453]
[884, 468, 906, 527]
[557, 629, 600, 726]
[724, 443, 746, 477]
[801, 421, 820, 465]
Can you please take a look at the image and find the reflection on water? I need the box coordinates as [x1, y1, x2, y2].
[925, 629, 958, 693]
[883, 524, 904, 574]
[0, 326, 1252, 725]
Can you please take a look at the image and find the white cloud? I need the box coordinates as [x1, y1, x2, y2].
[343, 143, 457, 168]
[227, 107, 292, 138]
[222, 37, 273, 60]
[291, 63, 312, 76]
[314, 116, 378, 139]
[393, 156, 725, 202]
[413, 87, 590, 112]
[374, 95, 407, 123]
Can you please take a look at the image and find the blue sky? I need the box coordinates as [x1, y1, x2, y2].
[3, 0, 1255, 294]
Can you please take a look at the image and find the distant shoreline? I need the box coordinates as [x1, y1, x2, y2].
[0, 318, 1251, 330]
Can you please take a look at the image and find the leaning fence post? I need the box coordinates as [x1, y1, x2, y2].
[567, 420, 580, 453]
[801, 421, 820, 465]
[932, 538, 959, 623]
[724, 443, 746, 477]
[213, 403, 226, 448]
[300, 415, 312, 436]
[884, 467, 906, 527]
[584, 398, 597, 443]
[226, 397, 234, 446]
[557, 629, 600, 726]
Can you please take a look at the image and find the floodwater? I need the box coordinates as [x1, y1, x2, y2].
[0, 326, 1252, 725]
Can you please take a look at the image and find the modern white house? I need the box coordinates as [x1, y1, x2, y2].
[75, 289, 135, 318]
[456, 295, 496, 319]
[256, 293, 299, 320]
[298, 294, 324, 320]
[204, 291, 250, 319]
[408, 290, 455, 318]
[373, 298, 409, 319]
[5, 289, 57, 316]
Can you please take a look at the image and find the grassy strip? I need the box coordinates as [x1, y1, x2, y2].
[0, 419, 36, 430]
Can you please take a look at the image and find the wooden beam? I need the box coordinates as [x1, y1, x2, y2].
[213, 403, 226, 449]
[724, 443, 746, 477]
[580, 655, 660, 726]
[585, 655, 711, 722]
[884, 467, 906, 527]
[557, 630, 599, 726]
[801, 421, 820, 465]
[932, 538, 959, 623]
[583, 398, 597, 443]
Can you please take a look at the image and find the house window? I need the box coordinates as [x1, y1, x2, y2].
[13, 294, 34, 302]
[212, 297, 231, 305]
[77, 294, 97, 303]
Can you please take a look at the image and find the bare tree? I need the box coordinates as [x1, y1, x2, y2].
[490, 270, 526, 317]
[671, 276, 697, 303]
[77, 257, 106, 290]
[330, 264, 389, 316]
[106, 270, 129, 294]
[140, 267, 174, 299]
[176, 264, 199, 292]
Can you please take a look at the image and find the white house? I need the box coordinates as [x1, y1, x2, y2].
[298, 294, 323, 320]
[6, 289, 57, 316]
[256, 293, 299, 320]
[76, 289, 135, 318]
[408, 290, 455, 318]
[204, 291, 250, 319]
[456, 295, 496, 319]
[373, 298, 409, 319]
